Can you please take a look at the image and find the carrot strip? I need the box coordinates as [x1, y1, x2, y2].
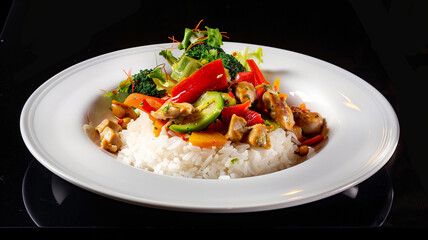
[192, 19, 204, 32]
[168, 36, 181, 43]
[183, 41, 205, 55]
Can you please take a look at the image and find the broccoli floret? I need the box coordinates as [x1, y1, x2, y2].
[184, 43, 224, 63]
[184, 43, 245, 79]
[129, 69, 166, 98]
[170, 24, 246, 80]
[217, 52, 246, 79]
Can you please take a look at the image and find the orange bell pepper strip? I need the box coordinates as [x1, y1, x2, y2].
[123, 93, 167, 114]
[189, 130, 228, 148]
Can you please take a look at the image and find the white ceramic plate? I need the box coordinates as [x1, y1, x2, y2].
[20, 42, 399, 213]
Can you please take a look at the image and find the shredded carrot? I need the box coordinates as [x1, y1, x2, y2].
[197, 36, 209, 41]
[192, 19, 204, 32]
[168, 36, 181, 44]
[119, 68, 134, 92]
[183, 41, 205, 55]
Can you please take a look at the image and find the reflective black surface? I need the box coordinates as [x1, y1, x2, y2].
[22, 159, 393, 228]
[2, 0, 428, 229]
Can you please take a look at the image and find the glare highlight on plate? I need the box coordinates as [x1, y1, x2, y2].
[281, 189, 303, 196]
[339, 92, 361, 112]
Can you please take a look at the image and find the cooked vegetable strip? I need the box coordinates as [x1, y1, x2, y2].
[170, 59, 228, 104]
[189, 130, 227, 148]
[170, 55, 203, 81]
[169, 91, 224, 133]
[235, 71, 256, 86]
[247, 59, 269, 85]
[221, 100, 251, 126]
[148, 114, 168, 137]
[300, 134, 324, 146]
[221, 100, 264, 127]
[123, 93, 166, 114]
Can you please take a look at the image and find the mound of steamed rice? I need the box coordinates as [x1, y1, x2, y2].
[117, 111, 301, 179]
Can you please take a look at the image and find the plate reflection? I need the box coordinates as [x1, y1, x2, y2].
[22, 158, 393, 228]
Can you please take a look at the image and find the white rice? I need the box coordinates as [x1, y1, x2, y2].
[118, 112, 300, 179]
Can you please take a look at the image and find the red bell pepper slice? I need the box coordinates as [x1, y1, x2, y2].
[140, 98, 162, 113]
[221, 100, 264, 127]
[247, 59, 269, 85]
[221, 100, 251, 123]
[241, 109, 265, 126]
[234, 71, 256, 86]
[171, 59, 228, 103]
[301, 134, 324, 146]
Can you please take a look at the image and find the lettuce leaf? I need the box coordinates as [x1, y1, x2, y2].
[233, 46, 263, 71]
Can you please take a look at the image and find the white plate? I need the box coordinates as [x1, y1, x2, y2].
[20, 42, 399, 213]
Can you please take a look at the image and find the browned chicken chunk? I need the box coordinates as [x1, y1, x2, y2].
[111, 101, 138, 120]
[96, 119, 122, 153]
[232, 81, 256, 105]
[243, 124, 271, 149]
[151, 101, 194, 120]
[225, 114, 248, 142]
[262, 90, 295, 131]
[96, 118, 122, 133]
[291, 106, 323, 135]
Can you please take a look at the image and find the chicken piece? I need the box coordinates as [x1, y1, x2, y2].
[151, 101, 194, 120]
[291, 106, 323, 135]
[95, 119, 122, 134]
[111, 101, 138, 120]
[225, 114, 248, 142]
[262, 90, 295, 131]
[232, 81, 256, 105]
[243, 124, 271, 149]
[95, 119, 123, 153]
[99, 127, 122, 153]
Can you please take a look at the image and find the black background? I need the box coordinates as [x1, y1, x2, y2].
[1, 0, 427, 232]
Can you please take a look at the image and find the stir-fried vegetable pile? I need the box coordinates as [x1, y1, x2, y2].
[102, 20, 327, 152]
